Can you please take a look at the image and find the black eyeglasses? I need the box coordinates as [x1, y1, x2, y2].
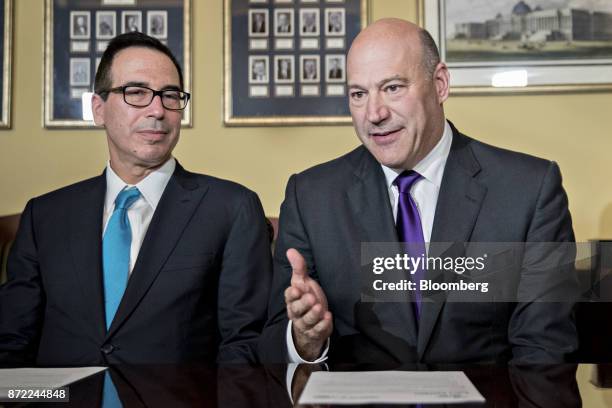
[99, 85, 191, 110]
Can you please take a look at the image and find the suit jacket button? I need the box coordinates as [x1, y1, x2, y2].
[101, 344, 115, 354]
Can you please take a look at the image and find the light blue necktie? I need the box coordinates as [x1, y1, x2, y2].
[102, 371, 122, 408]
[102, 187, 141, 330]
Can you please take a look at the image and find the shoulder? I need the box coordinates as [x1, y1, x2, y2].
[175, 167, 262, 207]
[30, 174, 104, 208]
[453, 127, 558, 182]
[451, 127, 565, 207]
[291, 145, 371, 185]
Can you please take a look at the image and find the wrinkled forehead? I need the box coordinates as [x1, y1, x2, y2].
[348, 37, 422, 79]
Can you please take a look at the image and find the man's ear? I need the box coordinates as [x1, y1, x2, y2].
[91, 93, 105, 127]
[433, 62, 450, 104]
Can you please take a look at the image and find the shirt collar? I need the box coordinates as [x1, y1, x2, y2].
[104, 157, 176, 212]
[381, 120, 453, 190]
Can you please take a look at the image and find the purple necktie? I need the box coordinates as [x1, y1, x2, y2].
[394, 170, 426, 320]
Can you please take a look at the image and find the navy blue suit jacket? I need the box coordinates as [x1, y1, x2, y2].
[0, 163, 272, 365]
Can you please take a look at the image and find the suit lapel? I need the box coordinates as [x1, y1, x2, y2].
[69, 174, 107, 340]
[106, 164, 209, 338]
[417, 128, 488, 360]
[346, 148, 396, 243]
[346, 148, 419, 353]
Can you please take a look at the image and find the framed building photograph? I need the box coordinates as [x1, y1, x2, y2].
[224, 0, 369, 126]
[0, 0, 12, 129]
[421, 0, 612, 93]
[44, 0, 191, 128]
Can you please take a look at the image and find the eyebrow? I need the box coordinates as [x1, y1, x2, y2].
[121, 81, 181, 91]
[348, 75, 410, 90]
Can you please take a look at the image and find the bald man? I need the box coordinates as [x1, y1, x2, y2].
[259, 18, 577, 365]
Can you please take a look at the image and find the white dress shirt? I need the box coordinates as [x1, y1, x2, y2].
[102, 158, 176, 274]
[286, 120, 453, 364]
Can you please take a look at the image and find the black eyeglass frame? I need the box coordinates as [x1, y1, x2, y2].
[98, 85, 191, 111]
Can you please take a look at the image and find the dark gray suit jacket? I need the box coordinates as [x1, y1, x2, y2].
[0, 163, 272, 365]
[259, 123, 577, 365]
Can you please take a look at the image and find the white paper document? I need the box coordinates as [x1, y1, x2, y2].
[299, 370, 485, 405]
[0, 367, 106, 397]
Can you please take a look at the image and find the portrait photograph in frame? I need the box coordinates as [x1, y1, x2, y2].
[249, 8, 269, 37]
[96, 11, 116, 40]
[70, 11, 90, 40]
[0, 0, 12, 129]
[421, 0, 612, 94]
[274, 54, 294, 83]
[122, 10, 142, 34]
[224, 0, 369, 126]
[147, 10, 168, 39]
[325, 54, 345, 83]
[44, 0, 191, 128]
[274, 8, 294, 37]
[300, 54, 319, 83]
[300, 8, 320, 36]
[325, 7, 345, 36]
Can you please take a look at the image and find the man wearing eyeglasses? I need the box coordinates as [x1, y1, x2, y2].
[0, 32, 272, 366]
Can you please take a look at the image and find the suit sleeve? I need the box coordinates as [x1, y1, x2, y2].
[0, 199, 45, 365]
[216, 190, 273, 364]
[509, 161, 579, 363]
[258, 174, 320, 363]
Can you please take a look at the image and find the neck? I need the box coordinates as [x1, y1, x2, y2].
[109, 158, 169, 185]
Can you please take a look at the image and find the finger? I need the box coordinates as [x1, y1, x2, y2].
[284, 286, 303, 304]
[287, 248, 308, 286]
[293, 308, 325, 334]
[287, 293, 316, 319]
[305, 278, 329, 310]
[304, 311, 333, 338]
[297, 317, 332, 344]
[300, 303, 326, 328]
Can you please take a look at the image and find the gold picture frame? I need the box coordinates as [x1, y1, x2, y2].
[0, 0, 13, 129]
[224, 0, 370, 126]
[419, 0, 612, 95]
[44, 0, 192, 128]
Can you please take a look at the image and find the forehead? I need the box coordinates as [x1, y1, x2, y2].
[110, 46, 180, 86]
[348, 39, 421, 82]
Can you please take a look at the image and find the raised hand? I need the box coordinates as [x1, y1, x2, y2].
[285, 248, 333, 361]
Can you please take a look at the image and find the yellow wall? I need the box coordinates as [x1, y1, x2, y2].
[0, 0, 611, 243]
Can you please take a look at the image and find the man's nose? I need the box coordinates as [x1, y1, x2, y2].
[146, 93, 165, 118]
[366, 94, 390, 124]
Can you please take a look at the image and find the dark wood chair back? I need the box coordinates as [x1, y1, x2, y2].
[0, 213, 20, 284]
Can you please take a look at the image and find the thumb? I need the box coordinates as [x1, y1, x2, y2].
[287, 248, 308, 286]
